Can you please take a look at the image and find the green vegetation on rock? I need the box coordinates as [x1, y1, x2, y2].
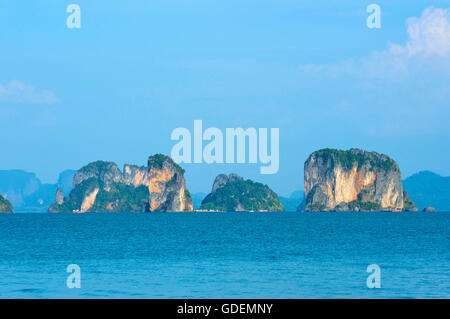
[305, 148, 404, 212]
[184, 189, 192, 202]
[402, 191, 417, 211]
[347, 200, 380, 211]
[403, 200, 416, 210]
[77, 160, 116, 176]
[50, 175, 150, 212]
[200, 174, 284, 212]
[91, 183, 149, 212]
[49, 154, 192, 213]
[49, 177, 100, 212]
[347, 190, 382, 211]
[148, 154, 185, 175]
[315, 148, 396, 172]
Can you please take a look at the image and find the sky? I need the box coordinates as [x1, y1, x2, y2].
[1, 0, 450, 196]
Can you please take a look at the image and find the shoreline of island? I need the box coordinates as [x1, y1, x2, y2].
[0, 148, 444, 214]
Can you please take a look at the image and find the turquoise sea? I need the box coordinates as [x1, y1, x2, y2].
[0, 212, 448, 298]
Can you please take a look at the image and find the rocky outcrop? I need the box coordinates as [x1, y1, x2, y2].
[212, 174, 230, 192]
[72, 161, 123, 191]
[302, 148, 411, 212]
[402, 190, 418, 212]
[0, 194, 13, 213]
[0, 170, 41, 208]
[422, 206, 437, 212]
[48, 154, 193, 213]
[200, 173, 284, 212]
[122, 154, 193, 212]
[55, 187, 64, 205]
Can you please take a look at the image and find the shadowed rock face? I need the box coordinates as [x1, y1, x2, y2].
[0, 194, 13, 213]
[48, 154, 193, 213]
[403, 190, 418, 212]
[303, 148, 408, 212]
[72, 161, 123, 191]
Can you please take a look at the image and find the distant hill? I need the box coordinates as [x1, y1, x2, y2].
[0, 170, 41, 207]
[403, 171, 450, 212]
[279, 190, 304, 212]
[0, 169, 76, 212]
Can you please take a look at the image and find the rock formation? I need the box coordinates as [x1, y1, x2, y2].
[48, 154, 193, 213]
[301, 148, 413, 212]
[422, 206, 437, 212]
[200, 173, 284, 212]
[0, 194, 13, 213]
[55, 187, 64, 205]
[402, 190, 418, 212]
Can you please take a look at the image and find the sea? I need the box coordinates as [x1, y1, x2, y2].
[0, 212, 448, 298]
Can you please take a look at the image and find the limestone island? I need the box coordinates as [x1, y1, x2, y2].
[48, 154, 193, 213]
[198, 173, 284, 212]
[298, 148, 417, 212]
[0, 194, 13, 213]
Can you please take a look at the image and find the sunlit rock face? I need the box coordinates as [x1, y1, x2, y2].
[123, 154, 193, 212]
[55, 187, 64, 205]
[303, 148, 406, 212]
[48, 154, 193, 213]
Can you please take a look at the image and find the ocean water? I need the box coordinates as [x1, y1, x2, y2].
[0, 212, 448, 299]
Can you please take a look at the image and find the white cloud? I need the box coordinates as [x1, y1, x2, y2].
[0, 80, 59, 104]
[405, 7, 450, 57]
[300, 7, 450, 79]
[297, 7, 450, 136]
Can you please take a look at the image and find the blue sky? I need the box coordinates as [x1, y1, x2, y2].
[1, 1, 450, 196]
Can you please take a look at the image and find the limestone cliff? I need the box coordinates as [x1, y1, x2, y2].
[402, 190, 418, 212]
[301, 148, 412, 212]
[200, 173, 284, 212]
[48, 154, 193, 213]
[0, 194, 13, 213]
[55, 187, 64, 205]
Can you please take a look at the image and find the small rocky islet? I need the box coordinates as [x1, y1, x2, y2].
[1, 148, 440, 213]
[198, 173, 284, 212]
